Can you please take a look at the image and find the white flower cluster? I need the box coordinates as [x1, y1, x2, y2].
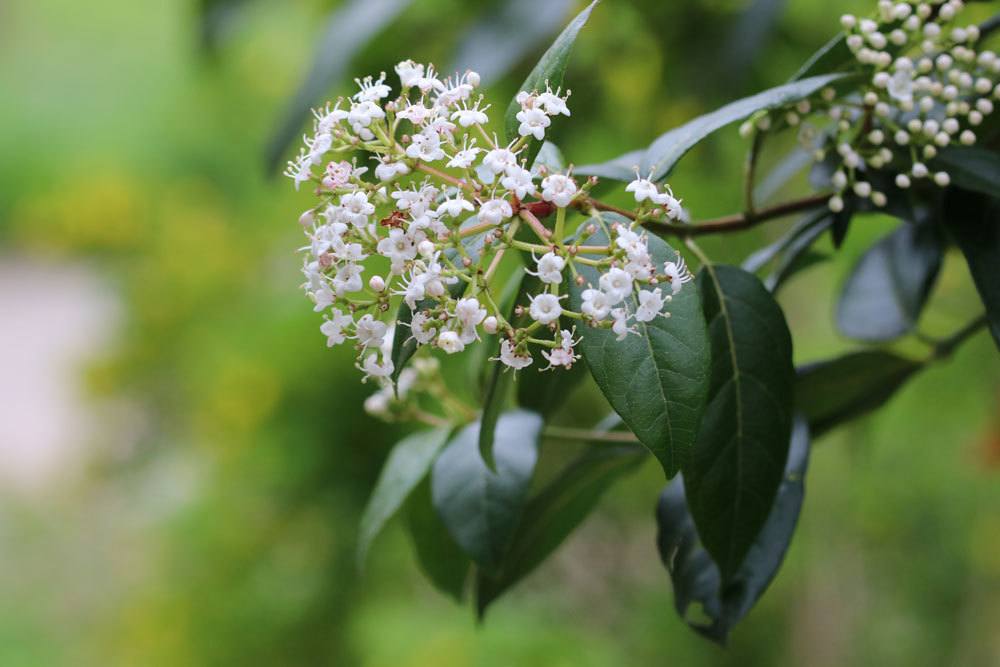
[743, 0, 999, 211]
[288, 60, 691, 382]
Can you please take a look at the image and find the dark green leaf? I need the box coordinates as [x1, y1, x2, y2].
[685, 265, 795, 581]
[836, 220, 943, 342]
[504, 0, 598, 164]
[405, 478, 470, 601]
[477, 444, 645, 616]
[789, 33, 851, 80]
[449, 0, 572, 83]
[431, 410, 543, 571]
[266, 0, 413, 172]
[796, 350, 923, 437]
[531, 141, 567, 176]
[568, 215, 711, 478]
[357, 427, 451, 567]
[641, 74, 846, 181]
[942, 188, 1000, 349]
[657, 416, 810, 644]
[575, 149, 644, 182]
[742, 210, 830, 274]
[934, 147, 1000, 199]
[479, 361, 513, 470]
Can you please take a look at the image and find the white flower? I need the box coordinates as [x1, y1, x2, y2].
[395, 59, 425, 88]
[320, 309, 353, 347]
[580, 288, 611, 321]
[437, 330, 465, 354]
[540, 173, 578, 207]
[354, 74, 391, 103]
[348, 100, 385, 129]
[662, 261, 686, 295]
[454, 297, 487, 329]
[448, 146, 481, 169]
[285, 155, 313, 190]
[408, 312, 438, 345]
[333, 263, 363, 295]
[516, 107, 551, 140]
[635, 288, 665, 322]
[599, 268, 633, 304]
[374, 158, 410, 181]
[541, 330, 578, 369]
[611, 307, 637, 341]
[652, 189, 683, 219]
[496, 340, 533, 369]
[406, 129, 446, 162]
[529, 252, 565, 284]
[529, 293, 564, 324]
[625, 176, 658, 203]
[500, 166, 536, 199]
[364, 387, 392, 417]
[478, 199, 513, 226]
[888, 68, 914, 102]
[376, 228, 417, 266]
[398, 103, 433, 125]
[436, 196, 475, 219]
[360, 353, 394, 380]
[482, 146, 519, 174]
[451, 101, 490, 127]
[340, 191, 375, 226]
[355, 314, 388, 349]
[537, 87, 571, 116]
[312, 283, 335, 312]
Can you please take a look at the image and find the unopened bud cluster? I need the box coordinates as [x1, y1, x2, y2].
[741, 0, 998, 211]
[288, 60, 691, 383]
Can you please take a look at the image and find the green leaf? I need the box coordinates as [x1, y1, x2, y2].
[684, 265, 795, 581]
[567, 215, 711, 478]
[477, 444, 646, 616]
[405, 478, 470, 601]
[504, 0, 598, 164]
[579, 73, 848, 184]
[431, 410, 543, 571]
[198, 0, 252, 54]
[449, 0, 573, 83]
[836, 220, 943, 342]
[789, 33, 851, 80]
[943, 189, 1000, 349]
[576, 149, 645, 182]
[657, 416, 810, 644]
[641, 74, 846, 181]
[357, 427, 452, 567]
[935, 147, 1000, 199]
[531, 141, 567, 176]
[796, 350, 923, 437]
[265, 0, 413, 172]
[479, 361, 513, 471]
[742, 209, 830, 273]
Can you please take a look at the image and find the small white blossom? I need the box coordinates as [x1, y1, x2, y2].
[581, 288, 612, 321]
[529, 252, 566, 284]
[528, 293, 564, 324]
[496, 340, 533, 369]
[540, 173, 578, 207]
[437, 330, 465, 354]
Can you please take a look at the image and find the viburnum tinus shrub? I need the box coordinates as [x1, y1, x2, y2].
[284, 0, 1000, 642]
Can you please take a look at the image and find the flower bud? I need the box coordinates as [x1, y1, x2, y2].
[934, 171, 951, 187]
[417, 240, 435, 257]
[871, 191, 887, 208]
[896, 174, 911, 189]
[828, 195, 845, 213]
[912, 162, 929, 178]
[482, 316, 498, 335]
[368, 275, 386, 292]
[299, 210, 315, 227]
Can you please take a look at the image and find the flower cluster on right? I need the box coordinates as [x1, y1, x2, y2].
[746, 0, 999, 211]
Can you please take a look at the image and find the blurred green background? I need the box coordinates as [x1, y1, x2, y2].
[1, 0, 999, 664]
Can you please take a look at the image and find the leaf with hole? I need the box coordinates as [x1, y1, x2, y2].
[658, 416, 810, 644]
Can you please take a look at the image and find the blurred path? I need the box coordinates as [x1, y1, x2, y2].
[0, 256, 119, 496]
